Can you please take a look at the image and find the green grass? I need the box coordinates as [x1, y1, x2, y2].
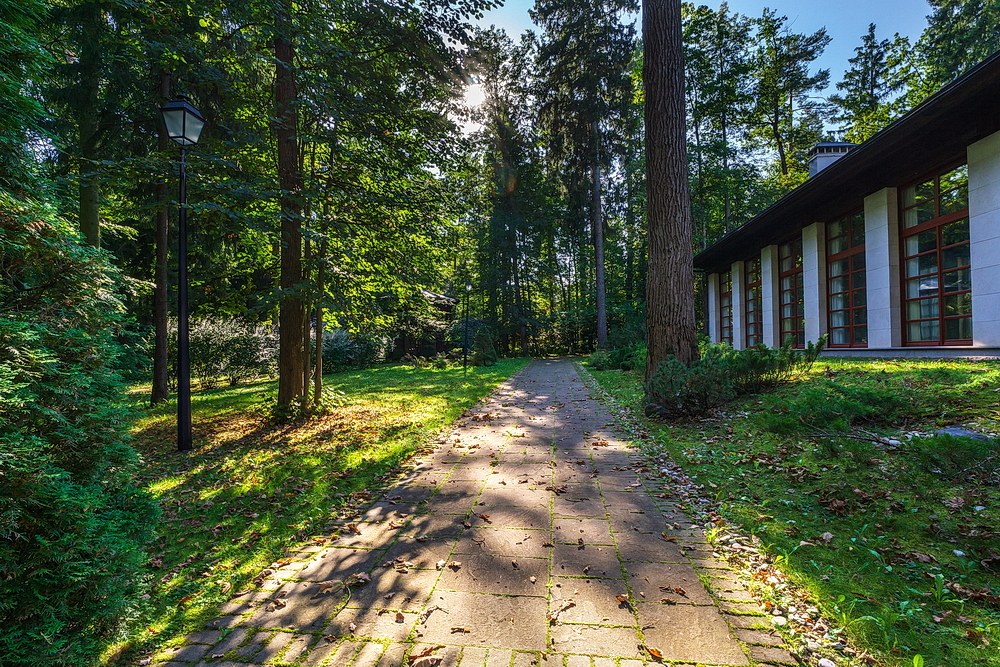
[105, 359, 527, 665]
[590, 357, 1000, 667]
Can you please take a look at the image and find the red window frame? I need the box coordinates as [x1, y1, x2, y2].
[720, 270, 733, 345]
[779, 238, 804, 348]
[900, 164, 972, 346]
[744, 258, 762, 347]
[826, 211, 868, 348]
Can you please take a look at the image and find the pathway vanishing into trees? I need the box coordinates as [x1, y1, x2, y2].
[158, 359, 795, 666]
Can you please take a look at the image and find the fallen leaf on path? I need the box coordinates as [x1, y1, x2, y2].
[644, 645, 664, 660]
[511, 560, 518, 569]
[451, 626, 471, 633]
[345, 523, 362, 535]
[410, 658, 443, 667]
[548, 599, 576, 622]
[660, 598, 677, 604]
[435, 560, 446, 570]
[447, 561, 462, 571]
[318, 582, 337, 594]
[395, 612, 405, 623]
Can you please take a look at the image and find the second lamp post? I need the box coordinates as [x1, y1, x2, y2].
[160, 96, 205, 452]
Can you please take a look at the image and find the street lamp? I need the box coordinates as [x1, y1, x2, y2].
[160, 96, 205, 452]
[463, 280, 472, 375]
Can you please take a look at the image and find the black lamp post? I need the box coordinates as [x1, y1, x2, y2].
[160, 96, 205, 452]
[463, 280, 472, 375]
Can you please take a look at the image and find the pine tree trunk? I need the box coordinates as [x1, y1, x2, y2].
[78, 5, 101, 247]
[592, 138, 608, 349]
[151, 71, 171, 405]
[643, 0, 699, 379]
[274, 20, 306, 412]
[314, 238, 326, 404]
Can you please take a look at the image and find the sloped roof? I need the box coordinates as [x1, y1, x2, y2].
[694, 50, 1000, 273]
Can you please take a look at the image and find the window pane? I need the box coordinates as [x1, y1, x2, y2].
[940, 164, 968, 192]
[851, 213, 866, 245]
[940, 186, 968, 215]
[942, 218, 970, 246]
[909, 320, 940, 342]
[908, 298, 939, 319]
[907, 276, 938, 298]
[913, 200, 936, 226]
[781, 318, 794, 333]
[831, 328, 849, 345]
[853, 307, 868, 325]
[829, 293, 848, 311]
[942, 268, 971, 293]
[830, 310, 848, 327]
[829, 259, 849, 277]
[942, 244, 971, 270]
[945, 317, 972, 341]
[945, 293, 972, 316]
[851, 252, 866, 270]
[827, 218, 846, 239]
[906, 254, 938, 278]
[829, 276, 849, 293]
[781, 304, 795, 319]
[853, 326, 868, 344]
[827, 236, 846, 255]
[852, 290, 867, 307]
[905, 231, 937, 256]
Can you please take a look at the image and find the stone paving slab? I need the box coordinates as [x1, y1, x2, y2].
[162, 359, 775, 667]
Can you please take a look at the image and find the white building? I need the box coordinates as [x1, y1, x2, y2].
[695, 52, 1000, 357]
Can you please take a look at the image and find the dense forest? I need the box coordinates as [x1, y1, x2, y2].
[3, 0, 1000, 664]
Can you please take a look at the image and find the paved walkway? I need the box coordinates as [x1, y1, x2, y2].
[157, 359, 793, 667]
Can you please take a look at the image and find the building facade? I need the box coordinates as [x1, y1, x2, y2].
[694, 53, 1000, 357]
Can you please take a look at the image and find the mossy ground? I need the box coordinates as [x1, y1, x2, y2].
[592, 357, 1000, 667]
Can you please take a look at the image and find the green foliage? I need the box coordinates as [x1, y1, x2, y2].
[908, 433, 996, 474]
[755, 381, 913, 435]
[0, 194, 157, 666]
[170, 317, 278, 388]
[588, 343, 646, 371]
[644, 338, 824, 419]
[471, 325, 498, 366]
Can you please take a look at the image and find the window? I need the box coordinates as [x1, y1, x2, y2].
[744, 258, 762, 347]
[779, 238, 804, 347]
[901, 164, 971, 345]
[827, 211, 867, 347]
[720, 271, 733, 345]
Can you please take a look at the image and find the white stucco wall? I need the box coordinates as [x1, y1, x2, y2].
[865, 188, 902, 348]
[802, 223, 827, 345]
[707, 272, 721, 344]
[969, 129, 1000, 347]
[731, 260, 745, 350]
[760, 245, 780, 347]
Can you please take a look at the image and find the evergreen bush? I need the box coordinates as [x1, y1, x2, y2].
[320, 327, 391, 372]
[0, 194, 158, 665]
[471, 325, 498, 366]
[644, 337, 825, 419]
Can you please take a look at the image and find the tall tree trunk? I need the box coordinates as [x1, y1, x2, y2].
[314, 237, 326, 405]
[592, 130, 607, 349]
[302, 236, 312, 411]
[78, 5, 101, 247]
[643, 0, 698, 380]
[151, 70, 171, 405]
[274, 20, 306, 412]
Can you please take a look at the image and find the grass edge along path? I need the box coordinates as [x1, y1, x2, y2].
[583, 357, 1000, 667]
[107, 360, 528, 667]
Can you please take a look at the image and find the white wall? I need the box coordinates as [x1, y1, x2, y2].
[865, 188, 902, 348]
[969, 129, 1000, 347]
[802, 223, 827, 345]
[760, 245, 780, 347]
[731, 260, 745, 350]
[707, 272, 721, 344]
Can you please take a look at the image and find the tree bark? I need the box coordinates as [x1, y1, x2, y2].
[78, 4, 101, 247]
[151, 71, 171, 405]
[643, 0, 699, 379]
[314, 237, 326, 405]
[592, 127, 607, 349]
[274, 20, 306, 412]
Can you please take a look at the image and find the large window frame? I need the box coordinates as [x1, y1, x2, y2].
[826, 211, 868, 348]
[744, 258, 762, 347]
[720, 271, 733, 345]
[900, 163, 972, 346]
[779, 238, 805, 348]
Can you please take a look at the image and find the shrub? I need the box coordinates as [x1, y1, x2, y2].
[756, 381, 914, 435]
[321, 328, 391, 372]
[909, 434, 997, 474]
[587, 349, 614, 370]
[169, 317, 278, 387]
[644, 338, 825, 420]
[471, 325, 498, 366]
[0, 194, 158, 665]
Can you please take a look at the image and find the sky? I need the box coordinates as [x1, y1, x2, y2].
[475, 0, 933, 86]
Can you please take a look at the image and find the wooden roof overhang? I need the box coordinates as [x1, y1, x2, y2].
[694, 50, 1000, 274]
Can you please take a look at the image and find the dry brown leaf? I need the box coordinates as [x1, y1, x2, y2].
[447, 561, 462, 571]
[660, 598, 677, 604]
[349, 621, 357, 632]
[345, 523, 362, 535]
[644, 645, 664, 660]
[511, 560, 519, 569]
[450, 626, 472, 633]
[395, 611, 405, 623]
[410, 658, 443, 667]
[435, 560, 446, 570]
[318, 582, 337, 595]
[407, 644, 445, 662]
